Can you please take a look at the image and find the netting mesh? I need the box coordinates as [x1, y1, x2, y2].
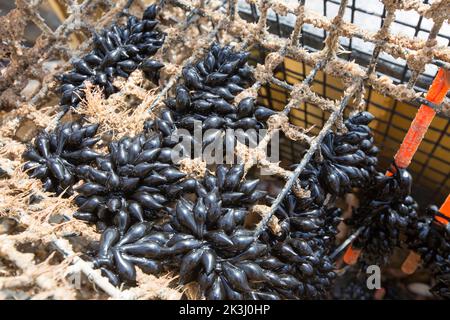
[0, 0, 448, 299]
[243, 0, 450, 205]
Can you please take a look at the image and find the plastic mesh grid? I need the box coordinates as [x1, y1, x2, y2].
[0, 0, 449, 299]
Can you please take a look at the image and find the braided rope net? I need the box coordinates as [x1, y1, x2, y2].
[0, 0, 449, 299]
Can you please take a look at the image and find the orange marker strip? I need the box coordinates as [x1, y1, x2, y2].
[343, 245, 361, 265]
[394, 68, 450, 168]
[401, 251, 422, 275]
[435, 194, 450, 226]
[343, 68, 450, 265]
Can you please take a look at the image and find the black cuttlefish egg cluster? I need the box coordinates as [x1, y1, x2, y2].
[291, 111, 379, 212]
[164, 43, 275, 149]
[92, 164, 337, 299]
[258, 195, 341, 299]
[249, 112, 380, 299]
[23, 20, 443, 298]
[21, 111, 383, 299]
[93, 165, 272, 296]
[406, 205, 450, 299]
[319, 112, 379, 196]
[73, 118, 188, 235]
[346, 165, 418, 265]
[58, 4, 165, 110]
[22, 122, 101, 195]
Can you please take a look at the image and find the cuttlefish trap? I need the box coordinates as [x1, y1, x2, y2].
[0, 0, 449, 300]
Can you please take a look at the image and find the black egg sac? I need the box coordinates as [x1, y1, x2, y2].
[22, 121, 101, 195]
[25, 21, 446, 298]
[257, 192, 340, 299]
[93, 165, 271, 295]
[346, 167, 417, 265]
[317, 111, 378, 196]
[433, 263, 450, 299]
[73, 131, 188, 235]
[406, 205, 450, 299]
[266, 193, 341, 249]
[274, 111, 376, 215]
[164, 43, 275, 139]
[405, 205, 440, 266]
[287, 111, 378, 213]
[93, 164, 341, 300]
[57, 4, 165, 110]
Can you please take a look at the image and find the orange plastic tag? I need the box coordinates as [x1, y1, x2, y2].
[343, 245, 361, 265]
[435, 194, 450, 226]
[401, 251, 421, 275]
[394, 69, 450, 169]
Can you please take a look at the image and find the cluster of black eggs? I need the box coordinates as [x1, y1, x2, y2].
[248, 114, 380, 299]
[164, 43, 276, 144]
[406, 205, 450, 299]
[279, 196, 342, 254]
[291, 112, 378, 212]
[406, 206, 442, 266]
[22, 122, 101, 195]
[73, 117, 189, 235]
[22, 27, 423, 299]
[319, 112, 379, 196]
[86, 45, 370, 300]
[257, 193, 341, 299]
[94, 165, 274, 298]
[58, 4, 165, 110]
[346, 166, 418, 265]
[87, 111, 381, 298]
[92, 164, 340, 300]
